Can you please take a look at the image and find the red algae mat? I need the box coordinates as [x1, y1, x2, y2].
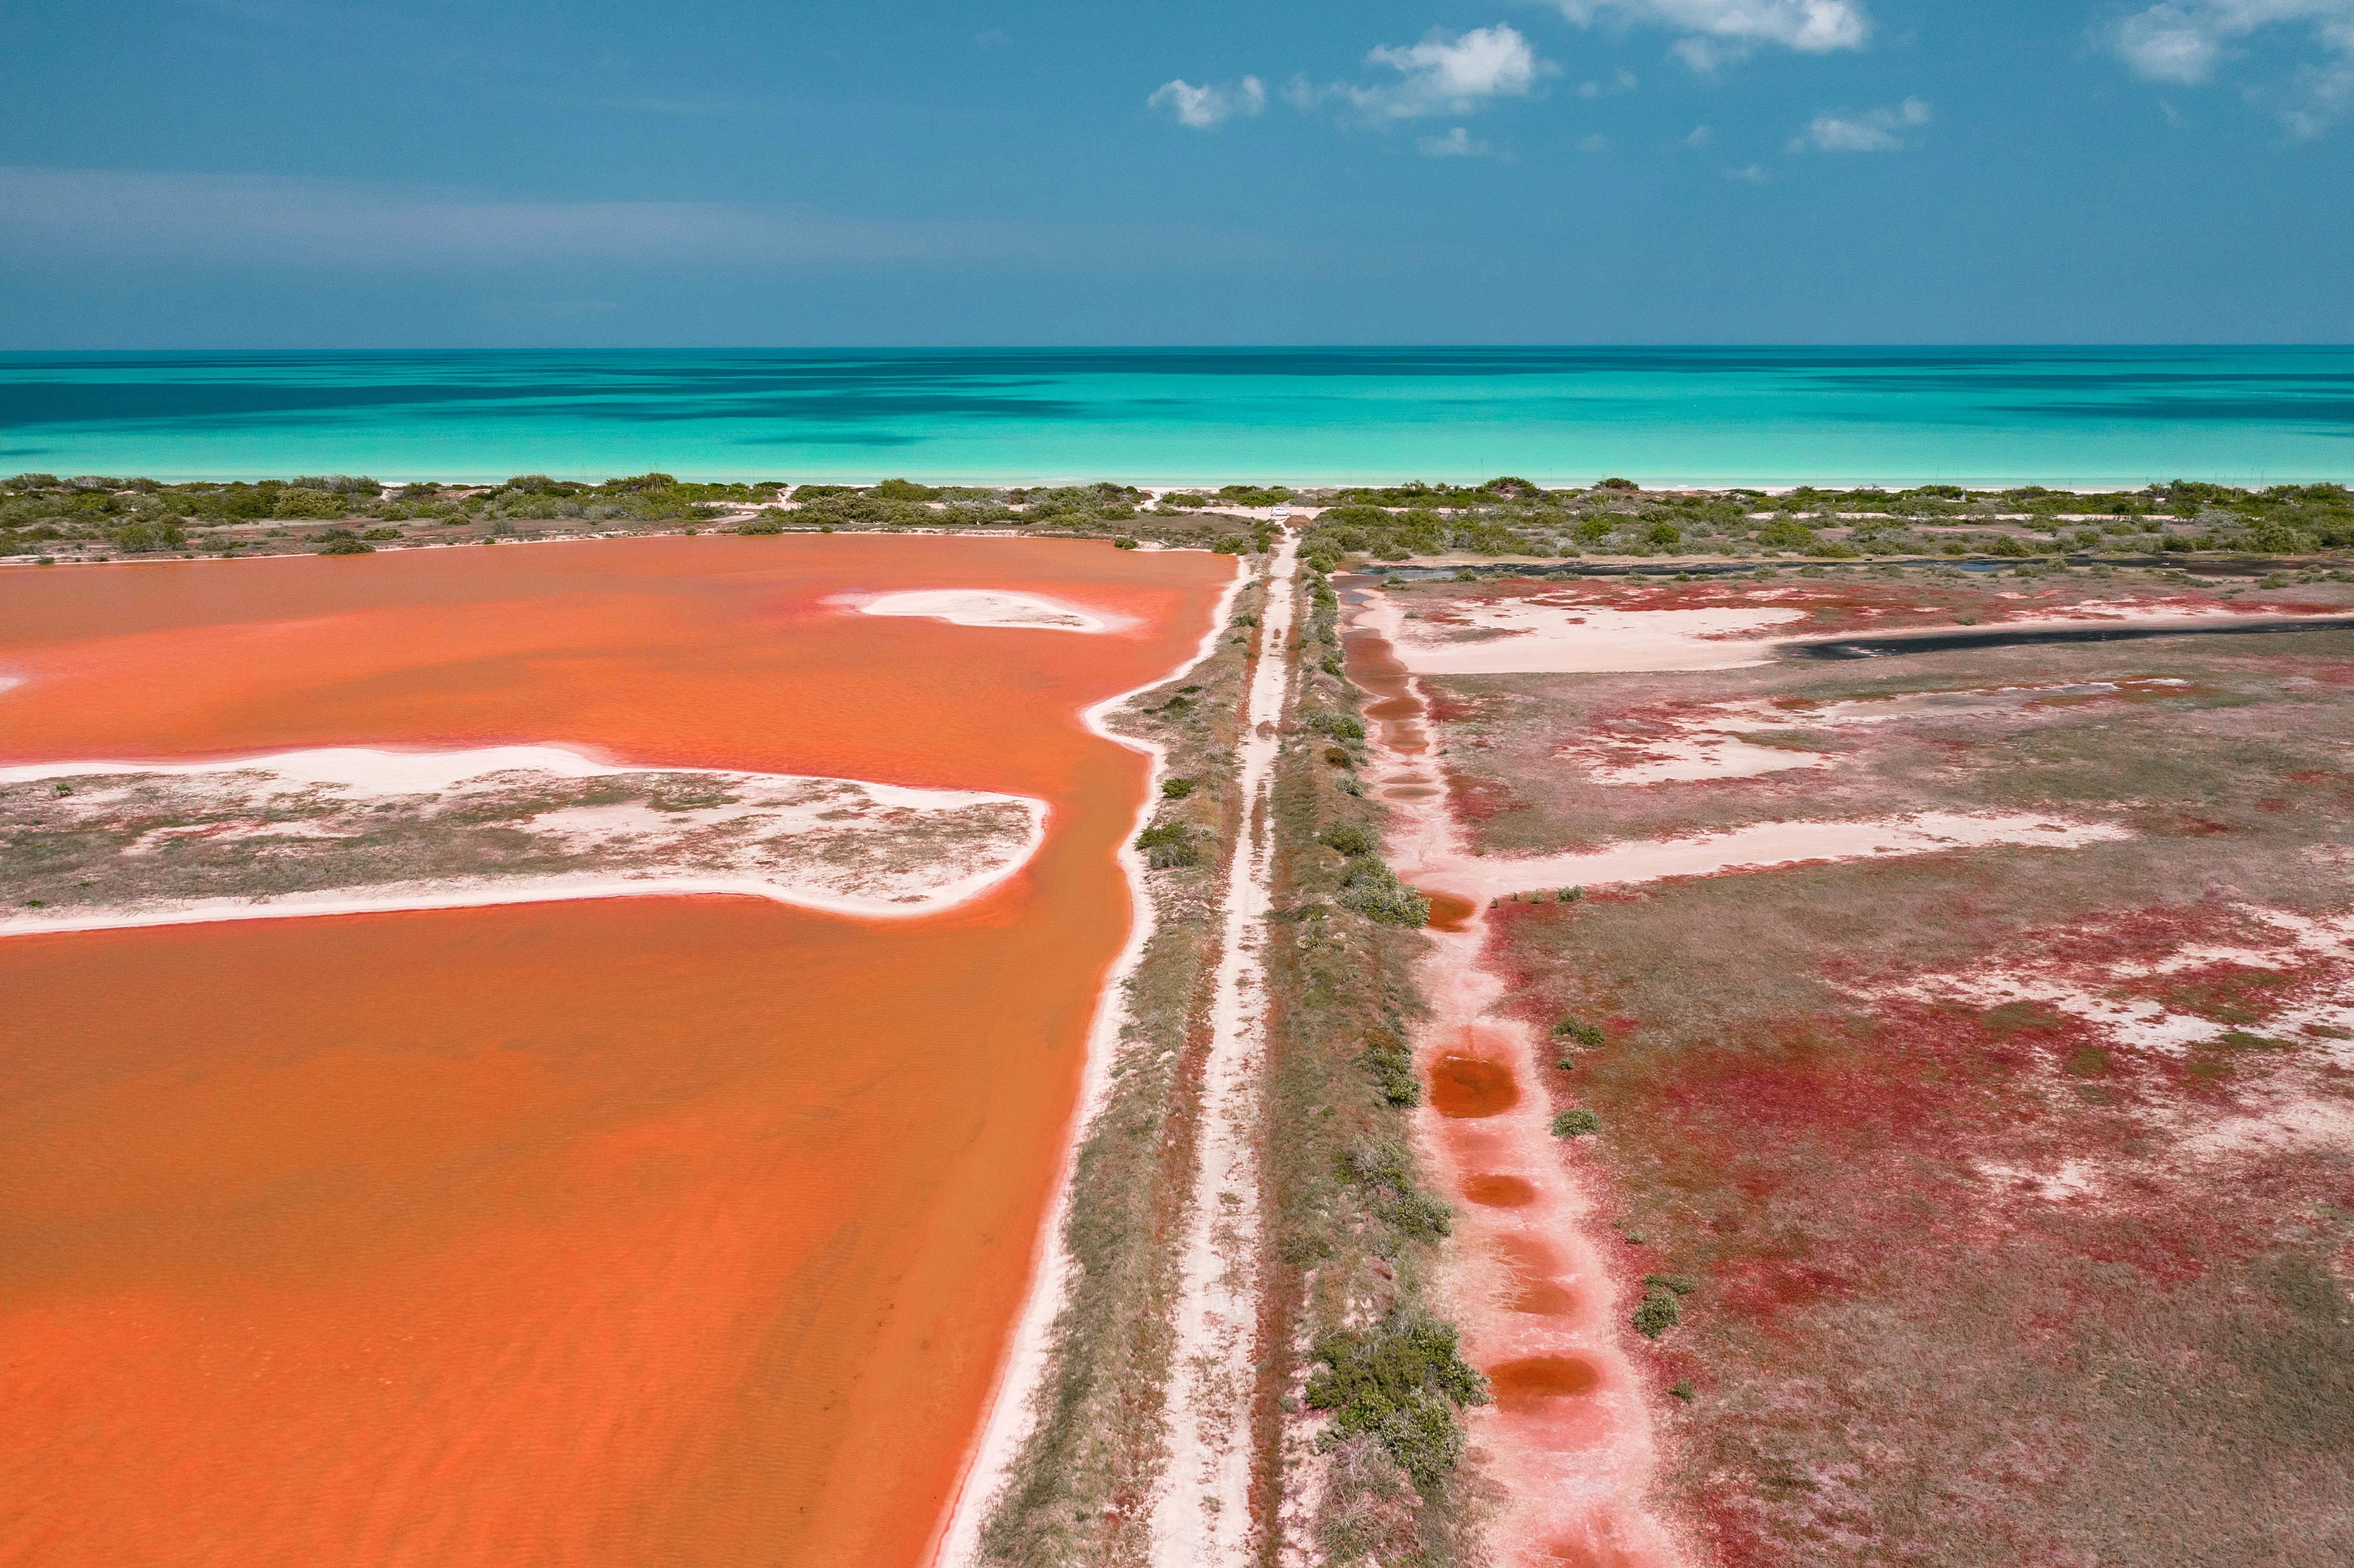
[0, 537, 1233, 1568]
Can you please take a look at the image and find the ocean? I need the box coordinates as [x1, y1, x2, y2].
[1, 346, 2348, 488]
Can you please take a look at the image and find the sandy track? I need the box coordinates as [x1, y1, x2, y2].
[1147, 534, 1300, 1568]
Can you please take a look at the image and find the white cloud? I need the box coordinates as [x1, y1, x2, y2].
[1577, 132, 1613, 151]
[1149, 75, 1267, 129]
[1725, 161, 1772, 181]
[2111, 1, 2354, 132]
[1301, 25, 1556, 121]
[1417, 125, 1498, 156]
[1787, 94, 1929, 151]
[1556, 1, 1871, 69]
[2114, 1, 2353, 82]
[1578, 66, 1640, 96]
[1685, 123, 1714, 144]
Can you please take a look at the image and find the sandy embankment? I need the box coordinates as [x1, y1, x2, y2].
[929, 559, 1252, 1568]
[0, 744, 1048, 936]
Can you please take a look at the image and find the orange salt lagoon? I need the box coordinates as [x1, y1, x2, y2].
[0, 535, 1234, 1568]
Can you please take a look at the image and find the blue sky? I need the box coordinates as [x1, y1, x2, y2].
[2, 0, 2350, 346]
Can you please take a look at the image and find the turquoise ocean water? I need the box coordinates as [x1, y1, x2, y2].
[1, 347, 2348, 488]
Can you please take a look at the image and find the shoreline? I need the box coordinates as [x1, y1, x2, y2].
[928, 551, 1253, 1568]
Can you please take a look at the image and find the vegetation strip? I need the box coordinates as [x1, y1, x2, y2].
[954, 558, 1263, 1567]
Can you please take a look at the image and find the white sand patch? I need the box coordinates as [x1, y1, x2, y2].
[1577, 732, 1832, 785]
[852, 588, 1118, 633]
[3, 744, 674, 798]
[1423, 812, 2130, 905]
[1776, 678, 2190, 728]
[1563, 679, 2198, 790]
[1367, 593, 1805, 674]
[930, 556, 1251, 1568]
[1977, 1158, 2107, 1202]
[2043, 599, 2239, 622]
[1880, 970, 2226, 1055]
[1847, 902, 2354, 1072]
[0, 746, 1046, 933]
[2181, 1090, 2354, 1161]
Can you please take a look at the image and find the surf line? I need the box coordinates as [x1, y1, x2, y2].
[928, 551, 1256, 1568]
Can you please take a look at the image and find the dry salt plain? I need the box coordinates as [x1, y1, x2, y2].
[1351, 569, 2354, 1568]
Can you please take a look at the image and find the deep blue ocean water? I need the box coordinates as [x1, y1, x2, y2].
[1, 347, 2348, 487]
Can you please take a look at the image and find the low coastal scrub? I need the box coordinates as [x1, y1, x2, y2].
[1257, 560, 1489, 1564]
[1292, 475, 2354, 569]
[1338, 855, 1430, 927]
[0, 471, 1285, 562]
[1551, 1108, 1600, 1139]
[1133, 820, 1202, 869]
[1305, 1314, 1490, 1486]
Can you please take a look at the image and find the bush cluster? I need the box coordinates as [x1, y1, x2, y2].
[1305, 1314, 1491, 1485]
[1633, 1273, 1697, 1339]
[1133, 821, 1202, 869]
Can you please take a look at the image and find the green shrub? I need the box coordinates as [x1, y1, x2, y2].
[1552, 1017, 1604, 1048]
[1113, 536, 1139, 550]
[1322, 824, 1375, 857]
[1361, 1034, 1420, 1106]
[869, 477, 938, 501]
[1305, 1315, 1489, 1485]
[1390, 1188, 1454, 1242]
[361, 526, 401, 540]
[1339, 857, 1427, 927]
[1633, 1286, 1681, 1338]
[1133, 821, 1201, 868]
[1339, 1142, 1453, 1240]
[271, 488, 351, 520]
[1989, 534, 2033, 557]
[1552, 1108, 1600, 1138]
[736, 510, 787, 535]
[1756, 519, 1815, 549]
[316, 534, 374, 556]
[1161, 777, 1195, 800]
[107, 517, 185, 554]
[1308, 711, 1366, 742]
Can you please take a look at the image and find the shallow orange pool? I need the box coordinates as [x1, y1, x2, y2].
[0, 536, 1233, 1568]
